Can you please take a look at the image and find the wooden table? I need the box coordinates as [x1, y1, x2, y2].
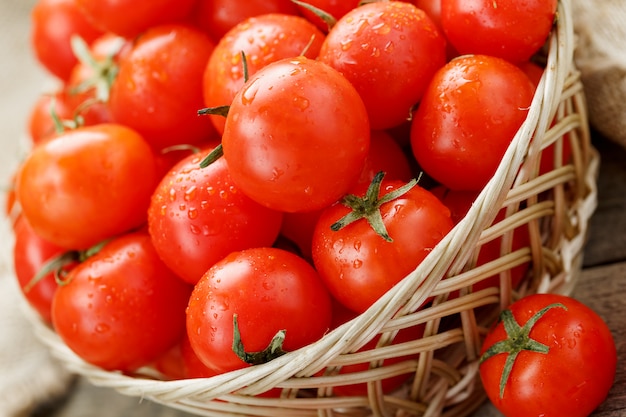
[31, 132, 625, 417]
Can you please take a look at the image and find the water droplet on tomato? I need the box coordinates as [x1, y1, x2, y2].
[188, 208, 198, 219]
[95, 323, 110, 333]
[353, 240, 362, 251]
[293, 95, 310, 111]
[241, 78, 260, 105]
[353, 259, 363, 269]
[190, 224, 201, 235]
[184, 186, 197, 201]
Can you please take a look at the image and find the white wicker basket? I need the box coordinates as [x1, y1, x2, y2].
[26, 0, 598, 416]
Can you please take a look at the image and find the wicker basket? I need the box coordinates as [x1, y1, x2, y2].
[27, 0, 598, 416]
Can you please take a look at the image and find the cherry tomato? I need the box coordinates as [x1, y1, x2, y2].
[191, 0, 300, 42]
[186, 247, 332, 374]
[318, 1, 447, 130]
[279, 209, 323, 262]
[51, 232, 192, 372]
[148, 150, 284, 285]
[441, 0, 557, 63]
[12, 215, 70, 323]
[75, 0, 196, 39]
[356, 130, 414, 188]
[311, 175, 454, 313]
[30, 0, 104, 81]
[16, 123, 158, 250]
[202, 13, 326, 135]
[410, 54, 535, 191]
[480, 293, 616, 417]
[109, 24, 218, 152]
[221, 56, 370, 213]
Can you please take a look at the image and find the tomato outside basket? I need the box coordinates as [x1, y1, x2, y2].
[24, 0, 599, 416]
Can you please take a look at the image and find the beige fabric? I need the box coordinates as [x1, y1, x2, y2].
[0, 2, 74, 417]
[573, 0, 626, 149]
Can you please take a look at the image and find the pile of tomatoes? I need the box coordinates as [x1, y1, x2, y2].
[6, 0, 617, 415]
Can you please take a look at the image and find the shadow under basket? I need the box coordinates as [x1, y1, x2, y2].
[27, 1, 599, 416]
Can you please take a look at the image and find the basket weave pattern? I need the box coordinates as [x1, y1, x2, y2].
[28, 1, 598, 416]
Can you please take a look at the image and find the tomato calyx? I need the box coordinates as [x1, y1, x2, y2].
[291, 0, 337, 31]
[231, 314, 288, 366]
[331, 171, 419, 242]
[24, 239, 110, 290]
[480, 302, 568, 398]
[69, 35, 123, 102]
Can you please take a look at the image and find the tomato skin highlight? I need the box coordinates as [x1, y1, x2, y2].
[15, 123, 158, 250]
[51, 232, 193, 372]
[441, 0, 557, 64]
[109, 24, 217, 151]
[318, 1, 447, 130]
[30, 0, 104, 81]
[479, 294, 617, 417]
[312, 180, 454, 313]
[148, 151, 284, 285]
[186, 247, 332, 374]
[75, 0, 196, 39]
[202, 13, 326, 135]
[222, 56, 370, 213]
[410, 54, 535, 191]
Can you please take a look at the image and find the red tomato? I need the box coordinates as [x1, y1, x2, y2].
[410, 54, 535, 191]
[12, 215, 71, 323]
[148, 150, 284, 285]
[75, 0, 196, 39]
[109, 24, 218, 152]
[441, 0, 557, 63]
[356, 130, 414, 188]
[318, 1, 447, 130]
[191, 0, 300, 42]
[202, 13, 326, 135]
[279, 209, 323, 262]
[186, 247, 332, 374]
[51, 232, 192, 372]
[221, 56, 370, 213]
[30, 0, 104, 81]
[480, 293, 616, 417]
[294, 0, 360, 32]
[15, 123, 158, 250]
[311, 175, 454, 313]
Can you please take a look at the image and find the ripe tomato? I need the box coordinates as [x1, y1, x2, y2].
[356, 130, 414, 188]
[318, 1, 447, 130]
[191, 0, 300, 42]
[75, 0, 196, 39]
[202, 13, 326, 135]
[410, 54, 535, 191]
[51, 232, 192, 372]
[109, 24, 218, 152]
[311, 174, 454, 313]
[15, 123, 158, 250]
[221, 56, 370, 213]
[30, 0, 104, 81]
[12, 215, 71, 323]
[480, 293, 616, 417]
[186, 247, 332, 374]
[441, 0, 557, 64]
[148, 150, 284, 285]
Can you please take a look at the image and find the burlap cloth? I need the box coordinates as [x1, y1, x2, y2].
[0, 1, 624, 416]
